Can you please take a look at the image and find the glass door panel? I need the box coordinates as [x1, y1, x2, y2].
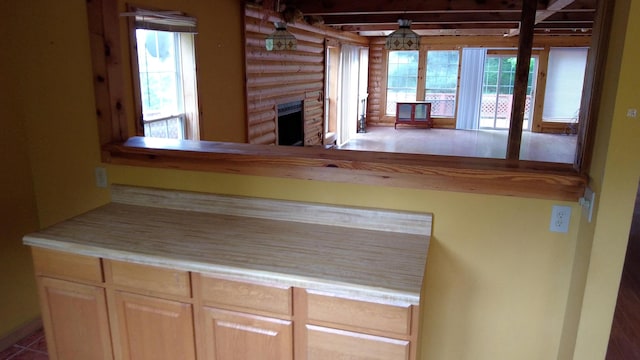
[414, 104, 428, 121]
[397, 103, 412, 120]
[480, 56, 536, 130]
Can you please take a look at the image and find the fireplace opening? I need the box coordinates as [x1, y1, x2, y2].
[277, 101, 304, 146]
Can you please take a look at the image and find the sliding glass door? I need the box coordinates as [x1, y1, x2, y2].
[480, 55, 537, 130]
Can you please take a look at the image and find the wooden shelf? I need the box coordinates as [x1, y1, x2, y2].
[103, 137, 588, 201]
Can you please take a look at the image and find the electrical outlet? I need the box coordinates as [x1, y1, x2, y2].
[95, 167, 108, 188]
[550, 205, 572, 233]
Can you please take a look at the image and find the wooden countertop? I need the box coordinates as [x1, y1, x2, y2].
[24, 186, 431, 304]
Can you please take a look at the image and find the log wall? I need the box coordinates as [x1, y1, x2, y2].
[244, 6, 367, 145]
[366, 39, 386, 126]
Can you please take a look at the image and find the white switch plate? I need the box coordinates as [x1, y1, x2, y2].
[95, 167, 108, 188]
[550, 205, 572, 233]
[627, 108, 638, 118]
[579, 187, 595, 222]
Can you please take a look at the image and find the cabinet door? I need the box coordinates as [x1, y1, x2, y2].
[414, 104, 428, 121]
[202, 307, 293, 360]
[113, 291, 196, 360]
[38, 277, 113, 360]
[307, 325, 410, 360]
[397, 103, 413, 120]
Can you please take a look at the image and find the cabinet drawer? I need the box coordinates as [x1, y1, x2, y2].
[31, 247, 103, 283]
[199, 275, 292, 316]
[307, 325, 409, 360]
[107, 260, 191, 298]
[307, 291, 412, 336]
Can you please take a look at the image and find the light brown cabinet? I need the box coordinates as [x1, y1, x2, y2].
[198, 273, 294, 360]
[305, 290, 417, 360]
[112, 291, 196, 360]
[37, 277, 113, 360]
[33, 248, 113, 360]
[307, 325, 410, 360]
[202, 307, 293, 360]
[30, 247, 420, 360]
[26, 186, 429, 360]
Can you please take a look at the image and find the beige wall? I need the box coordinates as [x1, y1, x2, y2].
[0, 1, 41, 335]
[3, 0, 639, 359]
[571, 0, 640, 357]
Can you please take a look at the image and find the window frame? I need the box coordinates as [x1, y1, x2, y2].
[126, 5, 200, 140]
[424, 49, 461, 119]
[87, 0, 615, 201]
[385, 50, 420, 115]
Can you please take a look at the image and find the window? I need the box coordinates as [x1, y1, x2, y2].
[543, 48, 588, 122]
[425, 50, 460, 117]
[128, 9, 200, 140]
[386, 51, 419, 114]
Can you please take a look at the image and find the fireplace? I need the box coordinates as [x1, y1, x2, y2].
[277, 101, 304, 146]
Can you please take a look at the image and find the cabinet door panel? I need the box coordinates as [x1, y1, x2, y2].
[113, 291, 196, 360]
[307, 325, 409, 360]
[202, 307, 293, 360]
[39, 277, 112, 360]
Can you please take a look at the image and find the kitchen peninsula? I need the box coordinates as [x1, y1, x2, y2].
[24, 185, 432, 360]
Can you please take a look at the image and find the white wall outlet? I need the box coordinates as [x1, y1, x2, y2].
[579, 187, 596, 223]
[627, 108, 638, 118]
[550, 205, 572, 233]
[95, 167, 108, 188]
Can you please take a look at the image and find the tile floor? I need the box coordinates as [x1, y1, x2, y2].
[0, 328, 48, 360]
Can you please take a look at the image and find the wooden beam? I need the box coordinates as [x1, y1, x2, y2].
[507, 0, 577, 36]
[342, 22, 520, 32]
[289, 0, 547, 14]
[547, 0, 578, 11]
[322, 9, 594, 27]
[86, 0, 129, 148]
[506, 0, 537, 161]
[574, 0, 615, 174]
[105, 137, 587, 201]
[359, 29, 515, 37]
[320, 12, 522, 26]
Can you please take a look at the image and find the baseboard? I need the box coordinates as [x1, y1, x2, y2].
[0, 317, 42, 352]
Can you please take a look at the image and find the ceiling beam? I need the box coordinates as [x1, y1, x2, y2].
[547, 0, 579, 11]
[340, 22, 520, 32]
[276, 0, 596, 37]
[507, 0, 577, 36]
[288, 0, 548, 15]
[319, 12, 523, 26]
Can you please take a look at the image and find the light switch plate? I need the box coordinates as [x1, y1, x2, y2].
[95, 167, 108, 188]
[579, 187, 595, 222]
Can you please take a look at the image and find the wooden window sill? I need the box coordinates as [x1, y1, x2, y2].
[103, 137, 586, 201]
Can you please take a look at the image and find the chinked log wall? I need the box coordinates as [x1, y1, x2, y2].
[244, 5, 368, 145]
[366, 39, 385, 126]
